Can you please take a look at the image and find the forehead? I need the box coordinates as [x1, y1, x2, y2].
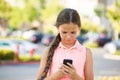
[58, 23, 79, 31]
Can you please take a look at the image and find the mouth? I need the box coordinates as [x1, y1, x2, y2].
[66, 40, 71, 41]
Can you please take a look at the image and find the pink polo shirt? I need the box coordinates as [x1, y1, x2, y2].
[49, 40, 86, 80]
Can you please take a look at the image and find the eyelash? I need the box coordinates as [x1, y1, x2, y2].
[71, 32, 75, 34]
[62, 32, 75, 34]
[63, 32, 67, 34]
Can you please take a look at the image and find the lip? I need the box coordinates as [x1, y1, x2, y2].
[66, 40, 71, 41]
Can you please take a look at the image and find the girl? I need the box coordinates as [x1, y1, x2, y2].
[36, 8, 94, 80]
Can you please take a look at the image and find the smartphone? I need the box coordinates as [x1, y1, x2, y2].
[63, 59, 73, 66]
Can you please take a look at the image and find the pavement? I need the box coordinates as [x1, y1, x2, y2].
[91, 48, 120, 61]
[91, 48, 120, 80]
[0, 60, 40, 65]
[104, 54, 120, 60]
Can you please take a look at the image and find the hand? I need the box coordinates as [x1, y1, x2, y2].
[61, 63, 82, 80]
[44, 67, 65, 80]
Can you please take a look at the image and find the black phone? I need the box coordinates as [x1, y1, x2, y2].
[63, 59, 73, 66]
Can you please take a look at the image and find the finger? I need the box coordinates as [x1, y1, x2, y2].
[66, 63, 73, 68]
[63, 64, 73, 71]
[62, 65, 72, 74]
[63, 64, 76, 75]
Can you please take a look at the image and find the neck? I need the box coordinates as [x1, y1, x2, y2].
[61, 41, 76, 49]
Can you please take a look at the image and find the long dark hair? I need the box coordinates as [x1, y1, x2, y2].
[40, 8, 81, 80]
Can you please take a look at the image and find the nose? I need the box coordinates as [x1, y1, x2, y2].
[66, 35, 71, 39]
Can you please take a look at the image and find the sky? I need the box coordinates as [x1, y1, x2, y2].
[65, 0, 97, 16]
[5, 0, 24, 9]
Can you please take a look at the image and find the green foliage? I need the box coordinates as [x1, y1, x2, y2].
[0, 0, 64, 31]
[22, 6, 38, 22]
[0, 0, 38, 29]
[0, 49, 15, 60]
[0, 0, 12, 18]
[114, 50, 120, 55]
[19, 55, 41, 62]
[107, 1, 120, 34]
[94, 4, 105, 17]
[83, 42, 98, 48]
[9, 7, 22, 29]
[41, 0, 64, 24]
[40, 0, 46, 9]
[82, 18, 99, 33]
[115, 1, 120, 8]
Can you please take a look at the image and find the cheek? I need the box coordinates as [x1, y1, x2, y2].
[59, 33, 64, 39]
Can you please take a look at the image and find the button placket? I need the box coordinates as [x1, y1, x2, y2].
[65, 50, 70, 59]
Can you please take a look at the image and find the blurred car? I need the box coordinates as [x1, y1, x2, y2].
[95, 37, 112, 47]
[10, 39, 40, 54]
[0, 39, 39, 54]
[94, 33, 112, 47]
[104, 39, 120, 54]
[0, 40, 16, 52]
[77, 35, 88, 44]
[31, 32, 43, 43]
[22, 30, 43, 43]
[41, 34, 55, 46]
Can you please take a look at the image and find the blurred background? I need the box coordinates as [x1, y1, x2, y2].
[0, 0, 120, 80]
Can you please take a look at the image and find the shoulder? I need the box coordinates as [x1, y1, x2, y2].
[41, 46, 50, 59]
[85, 48, 93, 65]
[86, 47, 92, 56]
[85, 47, 93, 62]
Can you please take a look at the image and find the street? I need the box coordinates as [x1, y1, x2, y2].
[0, 63, 39, 80]
[92, 48, 120, 79]
[0, 48, 120, 80]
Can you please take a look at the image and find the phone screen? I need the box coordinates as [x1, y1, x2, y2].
[63, 59, 73, 66]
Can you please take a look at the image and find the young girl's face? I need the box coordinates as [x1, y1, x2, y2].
[58, 23, 80, 45]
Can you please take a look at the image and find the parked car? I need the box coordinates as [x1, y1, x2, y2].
[41, 34, 55, 46]
[94, 32, 112, 47]
[10, 39, 40, 54]
[31, 32, 43, 43]
[0, 40, 16, 52]
[0, 39, 41, 54]
[104, 39, 120, 54]
[95, 36, 112, 47]
[22, 30, 43, 43]
[77, 35, 88, 44]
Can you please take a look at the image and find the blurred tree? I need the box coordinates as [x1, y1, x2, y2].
[0, 0, 64, 32]
[94, 4, 105, 17]
[82, 18, 99, 33]
[40, 0, 64, 34]
[10, 0, 38, 29]
[107, 0, 120, 39]
[23, 0, 39, 21]
[0, 0, 11, 36]
[0, 0, 39, 30]
[40, 0, 64, 24]
[0, 0, 12, 18]
[9, 7, 22, 30]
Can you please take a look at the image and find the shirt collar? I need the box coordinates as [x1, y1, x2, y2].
[58, 40, 82, 50]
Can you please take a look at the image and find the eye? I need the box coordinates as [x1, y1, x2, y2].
[71, 32, 76, 34]
[63, 32, 67, 34]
